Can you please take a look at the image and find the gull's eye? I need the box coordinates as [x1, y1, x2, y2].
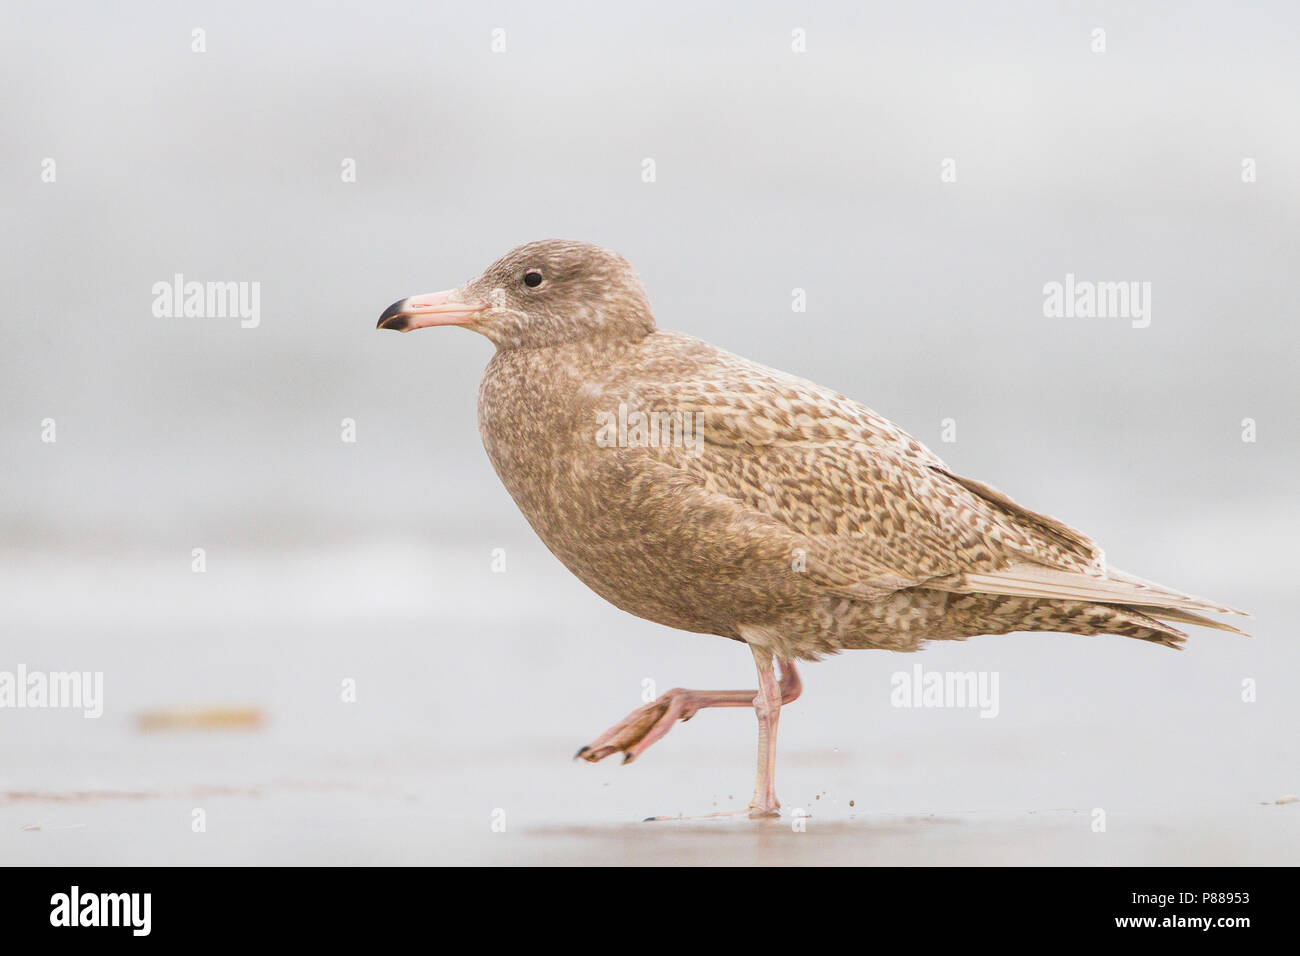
[523, 270, 543, 288]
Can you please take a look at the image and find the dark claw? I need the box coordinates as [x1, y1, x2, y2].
[573, 745, 590, 761]
[622, 752, 636, 765]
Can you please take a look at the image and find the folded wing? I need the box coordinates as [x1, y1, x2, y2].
[598, 338, 1248, 635]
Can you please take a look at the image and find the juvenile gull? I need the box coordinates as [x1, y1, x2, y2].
[378, 239, 1248, 818]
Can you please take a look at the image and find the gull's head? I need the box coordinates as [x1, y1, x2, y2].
[377, 239, 655, 350]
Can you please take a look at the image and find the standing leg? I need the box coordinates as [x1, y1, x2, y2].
[748, 646, 785, 817]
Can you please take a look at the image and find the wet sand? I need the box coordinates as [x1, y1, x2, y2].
[1, 539, 1295, 865]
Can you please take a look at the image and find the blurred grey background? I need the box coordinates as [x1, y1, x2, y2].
[1, 1, 1296, 864]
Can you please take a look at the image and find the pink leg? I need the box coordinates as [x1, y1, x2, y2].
[748, 647, 784, 818]
[576, 650, 801, 818]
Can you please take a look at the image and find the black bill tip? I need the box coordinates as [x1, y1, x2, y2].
[377, 298, 409, 331]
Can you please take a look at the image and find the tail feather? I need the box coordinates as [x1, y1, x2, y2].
[1139, 606, 1252, 637]
[1105, 567, 1251, 617]
[953, 564, 1249, 618]
[1060, 604, 1189, 649]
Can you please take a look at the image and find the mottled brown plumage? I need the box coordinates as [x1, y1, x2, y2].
[379, 239, 1248, 816]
